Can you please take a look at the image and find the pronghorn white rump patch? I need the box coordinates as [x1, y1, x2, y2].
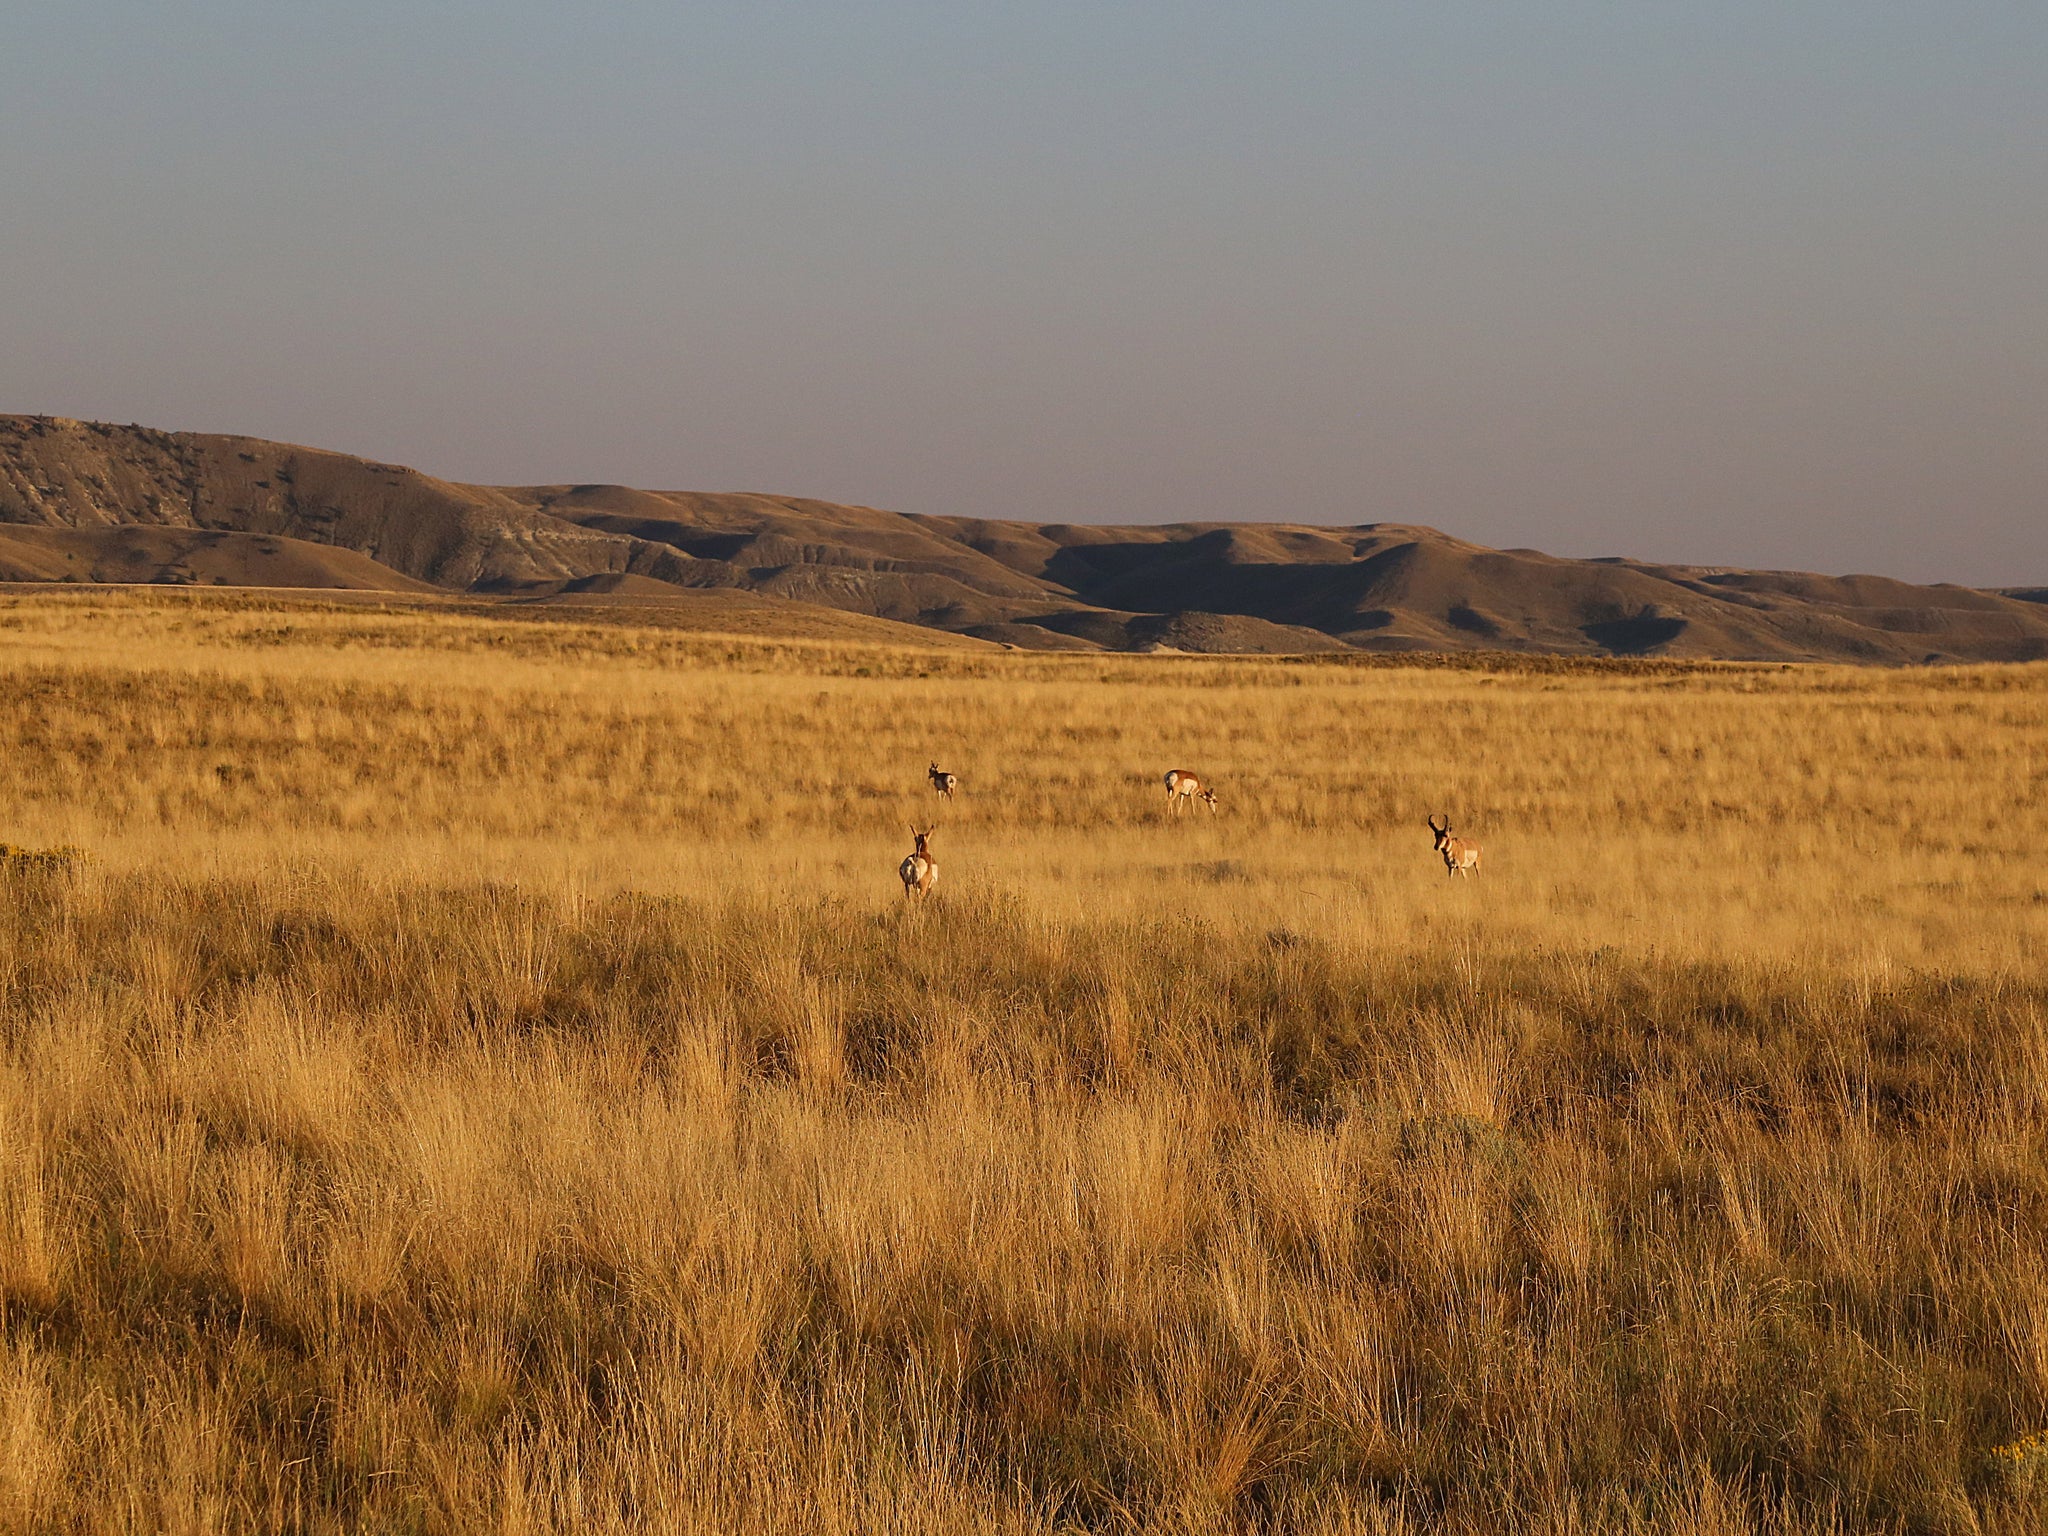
[900, 826, 939, 897]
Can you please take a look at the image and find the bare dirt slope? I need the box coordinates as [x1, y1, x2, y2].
[0, 524, 440, 591]
[5, 413, 2042, 660]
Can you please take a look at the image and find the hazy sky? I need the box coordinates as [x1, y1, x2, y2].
[3, 3, 2042, 584]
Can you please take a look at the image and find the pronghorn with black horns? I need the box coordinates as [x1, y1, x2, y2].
[1163, 769, 1219, 816]
[1427, 814, 1481, 878]
[927, 761, 958, 799]
[899, 825, 939, 899]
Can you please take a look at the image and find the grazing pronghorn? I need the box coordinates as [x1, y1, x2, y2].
[1163, 769, 1219, 816]
[1428, 814, 1481, 878]
[899, 825, 939, 899]
[927, 762, 958, 799]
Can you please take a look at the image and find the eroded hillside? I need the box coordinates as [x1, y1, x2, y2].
[4, 414, 2043, 661]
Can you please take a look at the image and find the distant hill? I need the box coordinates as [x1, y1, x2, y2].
[4, 414, 2044, 661]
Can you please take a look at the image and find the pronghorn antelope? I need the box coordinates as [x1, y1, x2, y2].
[927, 761, 958, 799]
[1163, 769, 1219, 816]
[899, 825, 939, 898]
[1428, 814, 1481, 878]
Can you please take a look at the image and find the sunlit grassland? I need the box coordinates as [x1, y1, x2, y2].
[1, 587, 2045, 1533]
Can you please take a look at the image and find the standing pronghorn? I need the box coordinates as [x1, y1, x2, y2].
[899, 825, 939, 898]
[1427, 814, 1481, 878]
[927, 762, 958, 799]
[1163, 769, 1219, 816]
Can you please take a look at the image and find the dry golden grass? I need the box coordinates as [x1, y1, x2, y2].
[1, 586, 2045, 1533]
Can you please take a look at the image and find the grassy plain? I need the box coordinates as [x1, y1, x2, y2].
[1, 587, 2045, 1533]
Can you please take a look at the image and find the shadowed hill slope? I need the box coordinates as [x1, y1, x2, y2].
[4, 414, 2043, 660]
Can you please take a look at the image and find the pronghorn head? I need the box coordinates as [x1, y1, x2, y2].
[908, 824, 935, 858]
[1428, 813, 1451, 851]
[1199, 786, 1219, 813]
